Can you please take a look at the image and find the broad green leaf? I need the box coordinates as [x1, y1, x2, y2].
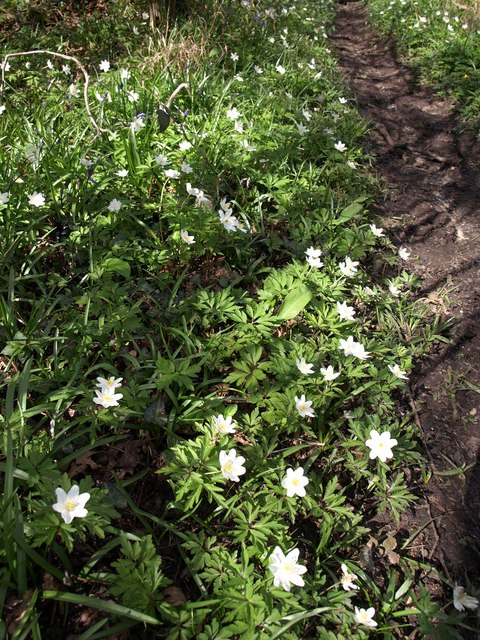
[277, 285, 313, 320]
[102, 258, 131, 278]
[334, 200, 364, 225]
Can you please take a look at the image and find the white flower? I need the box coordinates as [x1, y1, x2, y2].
[108, 198, 122, 212]
[354, 607, 377, 628]
[181, 230, 195, 245]
[141, 11, 149, 20]
[388, 364, 408, 380]
[99, 59, 111, 72]
[80, 157, 93, 167]
[25, 143, 41, 165]
[302, 109, 312, 121]
[369, 223, 384, 237]
[241, 140, 256, 151]
[96, 376, 122, 390]
[321, 365, 340, 381]
[340, 564, 360, 591]
[398, 247, 410, 260]
[347, 160, 357, 169]
[61, 63, 71, 75]
[164, 169, 180, 179]
[127, 90, 139, 103]
[297, 122, 309, 135]
[116, 169, 128, 177]
[365, 430, 398, 462]
[334, 141, 347, 152]
[294, 394, 315, 418]
[276, 65, 286, 75]
[180, 161, 193, 174]
[453, 586, 479, 612]
[28, 192, 45, 207]
[339, 336, 370, 359]
[388, 283, 400, 297]
[52, 485, 90, 524]
[219, 449, 246, 482]
[1, 61, 10, 72]
[47, 59, 54, 70]
[219, 209, 245, 233]
[339, 257, 359, 277]
[281, 468, 309, 498]
[230, 52, 239, 61]
[219, 197, 231, 211]
[233, 120, 244, 134]
[154, 153, 169, 166]
[338, 97, 348, 104]
[254, 65, 263, 74]
[120, 68, 131, 80]
[179, 140, 192, 151]
[95, 91, 112, 103]
[0, 105, 5, 114]
[269, 546, 307, 591]
[69, 84, 80, 98]
[93, 388, 123, 408]
[197, 195, 212, 209]
[213, 414, 237, 435]
[305, 246, 323, 268]
[0, 192, 9, 205]
[130, 117, 145, 133]
[186, 184, 211, 208]
[187, 183, 201, 197]
[296, 358, 314, 375]
[336, 301, 356, 321]
[227, 107, 241, 120]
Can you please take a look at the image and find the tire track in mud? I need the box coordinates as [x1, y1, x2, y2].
[331, 0, 480, 595]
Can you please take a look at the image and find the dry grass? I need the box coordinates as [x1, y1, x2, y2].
[144, 31, 212, 72]
[142, 1, 226, 73]
[448, 0, 480, 20]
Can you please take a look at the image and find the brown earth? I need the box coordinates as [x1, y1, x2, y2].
[332, 0, 480, 604]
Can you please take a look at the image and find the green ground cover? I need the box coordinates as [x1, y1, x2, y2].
[366, 0, 480, 131]
[0, 0, 478, 637]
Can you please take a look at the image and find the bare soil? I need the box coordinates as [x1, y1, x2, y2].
[332, 0, 480, 599]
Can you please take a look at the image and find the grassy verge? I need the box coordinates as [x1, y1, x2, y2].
[365, 0, 480, 131]
[0, 0, 477, 637]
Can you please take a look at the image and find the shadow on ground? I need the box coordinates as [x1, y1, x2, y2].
[331, 0, 480, 594]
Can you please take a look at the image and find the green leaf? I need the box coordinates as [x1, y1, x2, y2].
[277, 286, 313, 320]
[270, 607, 332, 639]
[334, 200, 364, 225]
[42, 591, 161, 625]
[101, 258, 131, 278]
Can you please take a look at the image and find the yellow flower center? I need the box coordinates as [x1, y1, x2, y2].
[64, 500, 76, 511]
[291, 478, 299, 487]
[223, 461, 234, 473]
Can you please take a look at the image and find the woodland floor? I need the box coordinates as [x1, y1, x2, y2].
[332, 0, 480, 603]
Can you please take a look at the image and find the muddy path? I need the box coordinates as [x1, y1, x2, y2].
[331, 0, 480, 593]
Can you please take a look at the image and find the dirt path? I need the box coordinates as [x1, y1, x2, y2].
[331, 0, 480, 592]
